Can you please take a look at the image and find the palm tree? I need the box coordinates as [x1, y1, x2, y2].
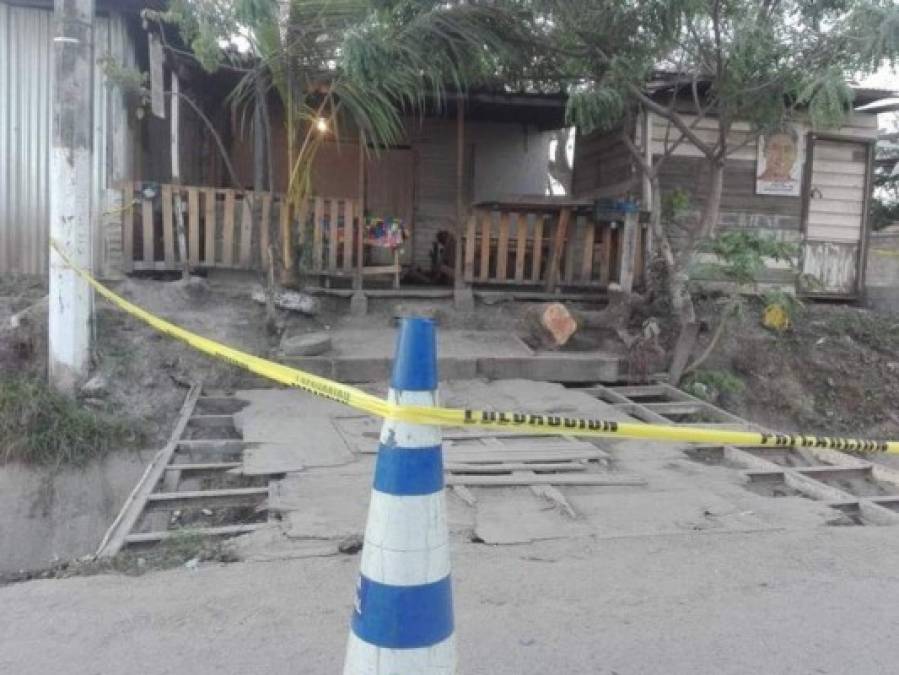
[164, 0, 524, 215]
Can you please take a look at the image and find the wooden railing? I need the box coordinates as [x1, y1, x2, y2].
[122, 183, 293, 273]
[462, 202, 646, 292]
[121, 183, 399, 285]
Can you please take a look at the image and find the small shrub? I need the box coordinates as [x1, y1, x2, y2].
[682, 369, 745, 402]
[697, 230, 797, 287]
[0, 376, 141, 466]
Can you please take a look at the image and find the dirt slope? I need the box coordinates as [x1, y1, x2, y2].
[690, 298, 899, 441]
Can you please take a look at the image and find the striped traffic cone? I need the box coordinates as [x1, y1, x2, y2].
[343, 316, 456, 674]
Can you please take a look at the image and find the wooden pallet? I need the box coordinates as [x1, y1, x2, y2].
[583, 383, 899, 526]
[96, 387, 270, 557]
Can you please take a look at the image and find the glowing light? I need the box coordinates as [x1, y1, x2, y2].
[316, 117, 329, 133]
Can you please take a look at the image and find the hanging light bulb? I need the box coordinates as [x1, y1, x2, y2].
[316, 117, 329, 134]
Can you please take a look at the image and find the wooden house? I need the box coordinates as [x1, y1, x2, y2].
[572, 81, 896, 299]
[117, 80, 647, 295]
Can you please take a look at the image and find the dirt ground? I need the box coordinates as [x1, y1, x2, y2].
[690, 295, 899, 442]
[1, 273, 624, 446]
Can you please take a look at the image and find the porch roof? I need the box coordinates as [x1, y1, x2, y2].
[433, 91, 569, 130]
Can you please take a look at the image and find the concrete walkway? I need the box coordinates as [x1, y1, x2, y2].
[4, 381, 897, 673]
[3, 526, 899, 674]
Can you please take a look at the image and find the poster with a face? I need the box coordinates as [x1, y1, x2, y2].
[756, 126, 803, 196]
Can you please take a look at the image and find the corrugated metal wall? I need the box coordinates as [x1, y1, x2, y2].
[0, 5, 135, 276]
[0, 4, 52, 276]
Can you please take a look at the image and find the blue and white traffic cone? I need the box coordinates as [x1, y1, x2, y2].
[343, 317, 456, 674]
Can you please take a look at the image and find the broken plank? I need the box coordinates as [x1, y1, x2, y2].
[164, 462, 242, 472]
[445, 473, 646, 487]
[95, 385, 202, 558]
[177, 439, 246, 452]
[445, 462, 587, 474]
[640, 402, 707, 415]
[187, 414, 236, 429]
[124, 523, 267, 544]
[146, 486, 268, 511]
[531, 484, 578, 518]
[444, 450, 602, 464]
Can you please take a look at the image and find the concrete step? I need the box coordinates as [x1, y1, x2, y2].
[279, 351, 622, 384]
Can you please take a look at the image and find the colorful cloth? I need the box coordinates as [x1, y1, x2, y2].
[365, 216, 405, 249]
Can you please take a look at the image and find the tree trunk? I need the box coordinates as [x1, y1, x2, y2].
[254, 76, 278, 334]
[697, 157, 725, 240]
[649, 175, 695, 326]
[522, 295, 645, 350]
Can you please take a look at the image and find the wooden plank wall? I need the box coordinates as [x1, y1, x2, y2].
[571, 126, 637, 199]
[462, 207, 622, 288]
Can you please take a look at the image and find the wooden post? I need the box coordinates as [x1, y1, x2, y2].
[454, 100, 465, 287]
[171, 72, 190, 280]
[49, 0, 94, 393]
[544, 206, 571, 292]
[355, 132, 365, 291]
[351, 132, 367, 315]
[618, 209, 639, 293]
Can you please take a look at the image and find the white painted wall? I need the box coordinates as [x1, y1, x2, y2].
[470, 122, 556, 203]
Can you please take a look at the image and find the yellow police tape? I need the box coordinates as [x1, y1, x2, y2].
[51, 240, 899, 455]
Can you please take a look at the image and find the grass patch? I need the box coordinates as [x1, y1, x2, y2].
[0, 375, 142, 466]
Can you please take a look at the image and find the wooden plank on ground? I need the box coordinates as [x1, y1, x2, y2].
[313, 197, 324, 272]
[446, 462, 586, 473]
[142, 198, 154, 263]
[464, 214, 477, 281]
[479, 210, 492, 281]
[514, 212, 527, 282]
[222, 190, 235, 266]
[640, 402, 706, 415]
[496, 212, 510, 280]
[531, 215, 544, 282]
[124, 523, 267, 544]
[161, 184, 175, 266]
[444, 449, 603, 464]
[238, 196, 253, 267]
[188, 187, 200, 266]
[204, 189, 215, 265]
[145, 487, 268, 510]
[95, 385, 202, 558]
[445, 473, 646, 487]
[164, 462, 242, 472]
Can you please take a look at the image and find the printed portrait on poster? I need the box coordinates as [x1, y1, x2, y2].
[756, 126, 803, 196]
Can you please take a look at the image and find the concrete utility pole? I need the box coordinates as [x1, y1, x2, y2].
[48, 0, 95, 393]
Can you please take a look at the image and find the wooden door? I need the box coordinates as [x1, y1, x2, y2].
[799, 136, 872, 297]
